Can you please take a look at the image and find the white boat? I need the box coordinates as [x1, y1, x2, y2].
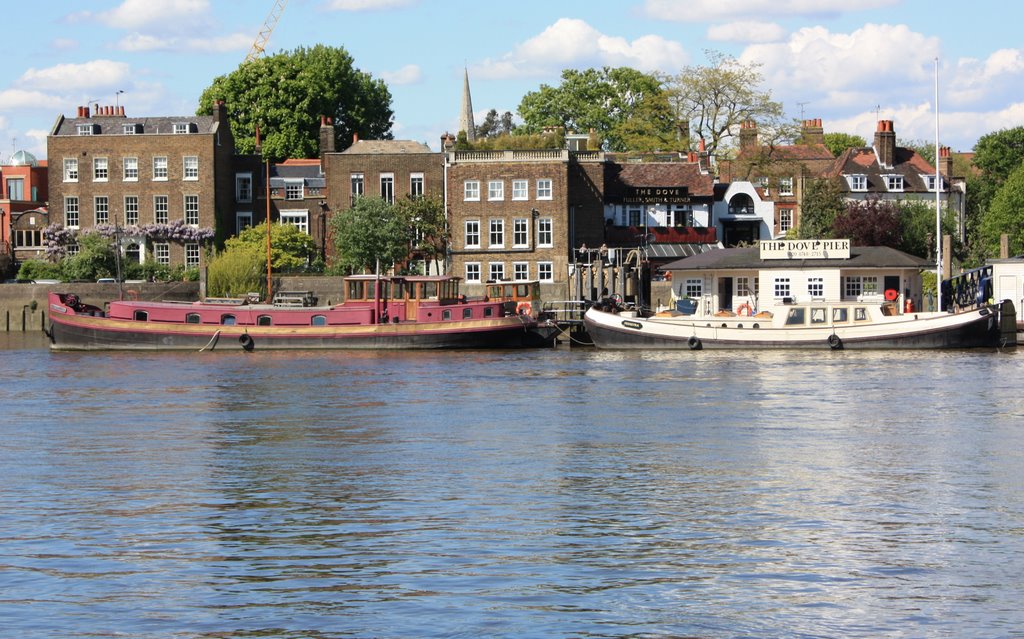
[584, 242, 1017, 350]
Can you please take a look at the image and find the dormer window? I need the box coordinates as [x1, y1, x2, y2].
[779, 177, 794, 196]
[925, 175, 944, 191]
[173, 123, 191, 134]
[848, 175, 868, 191]
[77, 123, 95, 136]
[123, 123, 141, 135]
[884, 175, 904, 192]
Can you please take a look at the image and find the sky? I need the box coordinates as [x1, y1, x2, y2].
[1, 0, 1022, 164]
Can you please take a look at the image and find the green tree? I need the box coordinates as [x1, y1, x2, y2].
[330, 196, 411, 274]
[978, 162, 1024, 257]
[60, 233, 118, 281]
[226, 221, 317, 272]
[898, 200, 957, 259]
[795, 178, 845, 239]
[517, 67, 675, 152]
[17, 259, 63, 282]
[665, 50, 785, 160]
[207, 244, 266, 298]
[972, 126, 1024, 184]
[821, 132, 866, 157]
[476, 109, 516, 138]
[394, 195, 448, 275]
[197, 44, 393, 161]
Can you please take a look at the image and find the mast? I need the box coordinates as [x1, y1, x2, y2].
[934, 58, 942, 311]
[266, 158, 272, 301]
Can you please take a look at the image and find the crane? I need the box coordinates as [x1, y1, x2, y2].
[245, 0, 288, 63]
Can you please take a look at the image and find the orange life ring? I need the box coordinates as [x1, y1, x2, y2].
[516, 301, 532, 315]
[737, 303, 753, 316]
[884, 288, 899, 301]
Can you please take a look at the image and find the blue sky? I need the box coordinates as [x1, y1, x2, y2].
[1, 0, 1021, 162]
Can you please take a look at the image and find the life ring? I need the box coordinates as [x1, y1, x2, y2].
[239, 333, 255, 351]
[884, 288, 899, 301]
[517, 301, 532, 316]
[687, 335, 702, 350]
[64, 294, 80, 309]
[828, 333, 842, 350]
[737, 303, 753, 316]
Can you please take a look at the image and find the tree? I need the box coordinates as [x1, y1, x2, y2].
[394, 195, 448, 274]
[978, 162, 1024, 257]
[831, 198, 902, 248]
[330, 197, 411, 274]
[227, 221, 318, 272]
[899, 200, 958, 259]
[476, 109, 516, 139]
[207, 244, 266, 298]
[795, 178, 845, 239]
[197, 44, 394, 161]
[517, 67, 676, 152]
[60, 233, 119, 282]
[822, 132, 866, 157]
[972, 126, 1024, 184]
[665, 50, 785, 160]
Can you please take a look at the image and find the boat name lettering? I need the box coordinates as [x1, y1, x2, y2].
[621, 320, 643, 330]
[760, 239, 850, 260]
[51, 304, 67, 314]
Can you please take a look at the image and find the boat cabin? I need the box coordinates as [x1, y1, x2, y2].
[660, 241, 931, 317]
[485, 280, 542, 316]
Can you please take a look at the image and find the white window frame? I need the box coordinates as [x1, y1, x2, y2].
[849, 175, 867, 191]
[76, 123, 93, 136]
[153, 156, 168, 181]
[884, 175, 904, 192]
[123, 157, 139, 181]
[280, 209, 309, 234]
[63, 158, 78, 182]
[807, 277, 824, 299]
[536, 178, 553, 200]
[184, 195, 199, 226]
[183, 156, 199, 181]
[93, 157, 108, 182]
[236, 173, 252, 203]
[379, 173, 394, 204]
[95, 196, 109, 225]
[285, 180, 304, 201]
[410, 172, 424, 199]
[537, 261, 553, 282]
[154, 195, 169, 224]
[489, 219, 504, 248]
[350, 173, 364, 203]
[154, 242, 170, 265]
[513, 218, 529, 248]
[173, 123, 190, 134]
[124, 195, 139, 225]
[537, 218, 553, 247]
[64, 196, 79, 228]
[684, 278, 703, 299]
[123, 123, 137, 135]
[464, 220, 480, 249]
[465, 262, 481, 283]
[779, 177, 794, 196]
[513, 261, 529, 280]
[488, 262, 505, 282]
[185, 243, 201, 268]
[774, 277, 791, 299]
[779, 208, 793, 234]
[488, 180, 504, 201]
[464, 180, 480, 201]
[512, 179, 528, 200]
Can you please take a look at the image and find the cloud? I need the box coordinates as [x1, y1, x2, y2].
[75, 0, 212, 31]
[643, 0, 898, 22]
[707, 21, 787, 43]
[379, 64, 422, 85]
[476, 18, 688, 79]
[115, 32, 252, 53]
[946, 48, 1024, 107]
[0, 89, 65, 111]
[51, 38, 78, 51]
[324, 0, 417, 10]
[17, 60, 133, 93]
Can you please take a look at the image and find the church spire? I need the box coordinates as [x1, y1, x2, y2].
[459, 67, 476, 142]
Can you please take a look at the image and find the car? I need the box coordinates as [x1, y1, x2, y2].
[4, 278, 34, 284]
[96, 277, 122, 283]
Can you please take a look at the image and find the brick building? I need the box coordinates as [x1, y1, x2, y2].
[1, 150, 50, 269]
[47, 101, 237, 269]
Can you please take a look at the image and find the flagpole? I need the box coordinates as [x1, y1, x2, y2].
[934, 57, 942, 311]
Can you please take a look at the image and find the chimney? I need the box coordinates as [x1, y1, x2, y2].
[938, 145, 953, 179]
[800, 118, 824, 145]
[319, 115, 335, 159]
[93, 103, 99, 115]
[739, 119, 757, 151]
[254, 124, 262, 156]
[352, 132, 359, 144]
[874, 119, 896, 169]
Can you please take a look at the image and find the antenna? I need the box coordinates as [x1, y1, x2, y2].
[796, 101, 810, 119]
[874, 104, 881, 121]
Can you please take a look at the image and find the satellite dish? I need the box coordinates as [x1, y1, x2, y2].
[645, 233, 656, 245]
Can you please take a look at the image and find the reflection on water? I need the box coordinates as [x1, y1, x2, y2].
[1, 340, 1023, 638]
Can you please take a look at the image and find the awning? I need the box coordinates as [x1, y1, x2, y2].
[646, 242, 721, 261]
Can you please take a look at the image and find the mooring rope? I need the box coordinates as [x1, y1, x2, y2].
[198, 329, 221, 352]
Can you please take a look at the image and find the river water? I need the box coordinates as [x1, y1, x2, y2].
[2, 333, 1023, 638]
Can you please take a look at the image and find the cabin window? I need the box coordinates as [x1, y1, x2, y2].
[854, 308, 868, 321]
[257, 315, 273, 326]
[347, 280, 364, 300]
[311, 315, 327, 326]
[185, 313, 201, 324]
[423, 282, 438, 299]
[442, 309, 452, 320]
[484, 307, 494, 317]
[832, 308, 849, 323]
[463, 308, 473, 319]
[785, 308, 806, 325]
[134, 310, 149, 321]
[221, 314, 236, 325]
[810, 308, 827, 324]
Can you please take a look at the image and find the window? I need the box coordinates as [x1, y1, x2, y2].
[489, 262, 505, 281]
[379, 173, 394, 203]
[76, 123, 93, 136]
[285, 180, 304, 201]
[124, 157, 139, 181]
[185, 243, 200, 267]
[6, 178, 24, 201]
[236, 173, 252, 202]
[465, 221, 480, 249]
[237, 212, 253, 233]
[536, 178, 552, 200]
[124, 196, 139, 225]
[785, 308, 807, 325]
[779, 209, 793, 234]
[488, 180, 504, 200]
[849, 175, 867, 191]
[779, 177, 794, 195]
[220, 314, 236, 325]
[463, 308, 473, 319]
[64, 196, 79, 228]
[926, 175, 943, 191]
[884, 175, 904, 191]
[311, 315, 327, 326]
[464, 180, 480, 201]
[844, 276, 878, 298]
[513, 262, 529, 280]
[628, 206, 643, 227]
[512, 179, 528, 200]
[154, 242, 170, 265]
[537, 218, 553, 247]
[410, 173, 424, 198]
[281, 210, 309, 234]
[513, 218, 529, 248]
[736, 276, 754, 297]
[173, 123, 190, 134]
[123, 123, 138, 135]
[810, 307, 827, 324]
[186, 313, 201, 324]
[350, 173, 364, 204]
[465, 262, 481, 283]
[538, 262, 553, 282]
[93, 157, 108, 181]
[95, 196, 109, 225]
[153, 156, 168, 180]
[808, 277, 824, 298]
[183, 156, 199, 180]
[684, 278, 703, 298]
[668, 205, 693, 227]
[774, 277, 791, 298]
[489, 219, 504, 247]
[14, 229, 43, 248]
[154, 195, 168, 224]
[184, 195, 199, 225]
[63, 158, 78, 182]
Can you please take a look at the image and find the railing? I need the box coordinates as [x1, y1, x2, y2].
[943, 265, 994, 312]
[447, 149, 607, 164]
[541, 300, 589, 325]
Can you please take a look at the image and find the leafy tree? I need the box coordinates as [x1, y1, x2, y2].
[226, 221, 317, 273]
[831, 198, 902, 248]
[517, 67, 675, 152]
[664, 50, 785, 160]
[972, 126, 1024, 184]
[795, 178, 845, 239]
[394, 195, 448, 275]
[207, 244, 266, 298]
[463, 130, 563, 151]
[476, 109, 516, 138]
[17, 259, 62, 281]
[978, 162, 1024, 257]
[898, 200, 958, 259]
[197, 44, 394, 161]
[964, 127, 1024, 262]
[822, 132, 866, 157]
[330, 196, 411, 274]
[60, 233, 118, 281]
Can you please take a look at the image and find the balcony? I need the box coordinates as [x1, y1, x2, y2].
[605, 225, 717, 246]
